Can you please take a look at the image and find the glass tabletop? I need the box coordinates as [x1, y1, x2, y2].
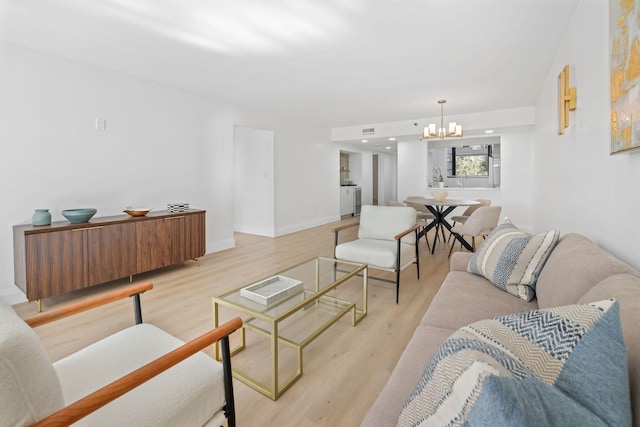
[214, 257, 366, 321]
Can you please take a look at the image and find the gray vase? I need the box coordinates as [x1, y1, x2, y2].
[32, 209, 51, 226]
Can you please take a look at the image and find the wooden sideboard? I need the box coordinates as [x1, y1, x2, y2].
[13, 209, 206, 302]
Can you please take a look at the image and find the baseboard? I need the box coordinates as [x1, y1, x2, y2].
[233, 225, 276, 237]
[206, 237, 236, 255]
[276, 215, 340, 237]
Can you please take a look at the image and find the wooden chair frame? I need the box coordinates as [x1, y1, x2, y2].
[25, 283, 242, 427]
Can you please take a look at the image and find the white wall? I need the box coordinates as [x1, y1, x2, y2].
[397, 139, 428, 200]
[531, 0, 640, 269]
[0, 43, 337, 303]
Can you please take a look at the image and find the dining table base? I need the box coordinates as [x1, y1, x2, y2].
[405, 197, 480, 254]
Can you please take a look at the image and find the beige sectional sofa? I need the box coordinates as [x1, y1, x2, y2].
[362, 233, 640, 426]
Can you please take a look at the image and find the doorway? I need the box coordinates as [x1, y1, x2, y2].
[233, 126, 275, 237]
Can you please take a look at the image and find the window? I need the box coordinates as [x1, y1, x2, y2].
[447, 145, 491, 177]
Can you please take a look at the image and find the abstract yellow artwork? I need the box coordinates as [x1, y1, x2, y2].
[610, 0, 640, 154]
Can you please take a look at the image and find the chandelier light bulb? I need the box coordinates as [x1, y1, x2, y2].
[423, 99, 463, 139]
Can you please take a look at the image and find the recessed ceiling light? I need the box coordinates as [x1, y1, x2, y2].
[388, 137, 396, 141]
[361, 139, 368, 143]
[484, 129, 494, 134]
[385, 146, 392, 149]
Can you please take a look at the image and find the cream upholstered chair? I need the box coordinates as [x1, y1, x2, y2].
[0, 283, 242, 427]
[448, 198, 491, 242]
[332, 205, 420, 304]
[450, 198, 491, 226]
[448, 206, 502, 257]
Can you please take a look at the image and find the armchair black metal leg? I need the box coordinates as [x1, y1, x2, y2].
[220, 335, 236, 427]
[396, 239, 401, 304]
[415, 230, 420, 280]
[130, 292, 144, 325]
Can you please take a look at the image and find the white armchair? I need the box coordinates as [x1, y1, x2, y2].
[0, 283, 242, 427]
[332, 205, 420, 304]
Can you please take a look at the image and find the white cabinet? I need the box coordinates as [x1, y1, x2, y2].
[340, 187, 354, 216]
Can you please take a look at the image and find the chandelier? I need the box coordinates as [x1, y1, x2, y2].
[423, 99, 463, 139]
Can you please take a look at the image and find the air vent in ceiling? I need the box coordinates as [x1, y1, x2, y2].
[362, 128, 375, 135]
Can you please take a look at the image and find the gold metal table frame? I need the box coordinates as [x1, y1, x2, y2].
[213, 257, 368, 400]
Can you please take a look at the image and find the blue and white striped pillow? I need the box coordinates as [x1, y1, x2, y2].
[468, 223, 560, 301]
[397, 300, 631, 427]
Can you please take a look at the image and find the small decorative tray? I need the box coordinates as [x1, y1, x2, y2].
[240, 275, 303, 305]
[123, 207, 152, 217]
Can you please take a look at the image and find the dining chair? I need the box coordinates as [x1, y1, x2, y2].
[405, 196, 437, 249]
[448, 206, 502, 257]
[332, 205, 420, 303]
[448, 199, 491, 242]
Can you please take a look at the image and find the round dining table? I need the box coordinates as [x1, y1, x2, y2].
[403, 197, 480, 254]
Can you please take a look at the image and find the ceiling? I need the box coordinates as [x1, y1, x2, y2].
[0, 0, 580, 128]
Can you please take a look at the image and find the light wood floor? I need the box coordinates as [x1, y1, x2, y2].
[13, 218, 454, 426]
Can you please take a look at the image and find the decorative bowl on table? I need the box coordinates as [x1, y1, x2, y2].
[62, 208, 97, 224]
[123, 207, 152, 217]
[431, 191, 448, 202]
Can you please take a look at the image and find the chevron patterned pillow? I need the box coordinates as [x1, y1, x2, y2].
[467, 222, 560, 301]
[397, 300, 631, 427]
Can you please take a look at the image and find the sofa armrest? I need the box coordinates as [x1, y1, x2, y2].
[450, 252, 473, 271]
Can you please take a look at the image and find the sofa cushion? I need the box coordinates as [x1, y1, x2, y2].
[578, 273, 640, 425]
[53, 323, 225, 427]
[420, 271, 537, 330]
[358, 205, 416, 245]
[536, 233, 638, 309]
[398, 300, 631, 427]
[467, 223, 560, 301]
[0, 300, 64, 427]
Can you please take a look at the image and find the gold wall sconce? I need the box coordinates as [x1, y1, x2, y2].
[558, 65, 577, 135]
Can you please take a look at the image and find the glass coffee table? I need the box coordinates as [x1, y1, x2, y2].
[213, 257, 368, 400]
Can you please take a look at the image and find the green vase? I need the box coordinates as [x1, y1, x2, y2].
[32, 209, 51, 226]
